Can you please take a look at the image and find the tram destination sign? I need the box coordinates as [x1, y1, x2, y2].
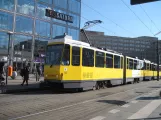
[45, 9, 73, 23]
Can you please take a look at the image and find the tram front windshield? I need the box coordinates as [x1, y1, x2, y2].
[46, 44, 64, 65]
[46, 44, 70, 66]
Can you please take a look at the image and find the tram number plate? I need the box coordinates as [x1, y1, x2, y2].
[83, 72, 93, 79]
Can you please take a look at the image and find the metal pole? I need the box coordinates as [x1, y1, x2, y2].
[21, 45, 24, 68]
[157, 39, 159, 81]
[6, 32, 13, 85]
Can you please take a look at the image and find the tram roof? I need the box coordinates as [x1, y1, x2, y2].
[48, 34, 123, 56]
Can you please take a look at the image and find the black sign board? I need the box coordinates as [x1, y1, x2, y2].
[131, 0, 160, 5]
[45, 9, 73, 23]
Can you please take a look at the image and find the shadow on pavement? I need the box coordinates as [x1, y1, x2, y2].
[6, 88, 82, 95]
[149, 86, 161, 88]
[97, 100, 128, 106]
[136, 96, 161, 100]
[135, 91, 145, 94]
[133, 116, 161, 120]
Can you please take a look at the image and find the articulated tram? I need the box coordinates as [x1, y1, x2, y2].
[43, 35, 160, 91]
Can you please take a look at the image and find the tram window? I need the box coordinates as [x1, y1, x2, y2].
[82, 48, 94, 67]
[121, 57, 123, 68]
[72, 46, 80, 66]
[106, 53, 113, 68]
[150, 64, 152, 70]
[147, 63, 150, 70]
[129, 59, 133, 69]
[152, 64, 154, 71]
[62, 44, 70, 66]
[144, 63, 147, 70]
[127, 58, 129, 69]
[155, 65, 157, 71]
[159, 66, 161, 71]
[95, 51, 105, 68]
[134, 60, 137, 70]
[114, 55, 121, 68]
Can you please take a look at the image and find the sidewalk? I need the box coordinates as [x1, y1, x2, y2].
[1, 74, 44, 93]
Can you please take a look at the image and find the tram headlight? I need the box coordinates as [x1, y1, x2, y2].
[45, 74, 48, 78]
[56, 75, 58, 78]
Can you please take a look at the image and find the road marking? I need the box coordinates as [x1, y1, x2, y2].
[121, 104, 130, 108]
[9, 82, 161, 120]
[109, 109, 120, 114]
[128, 100, 161, 119]
[131, 100, 138, 103]
[89, 116, 106, 120]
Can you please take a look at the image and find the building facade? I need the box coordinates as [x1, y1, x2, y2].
[0, 0, 81, 64]
[80, 31, 160, 63]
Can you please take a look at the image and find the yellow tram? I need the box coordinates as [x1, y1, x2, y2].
[43, 35, 153, 90]
[44, 35, 124, 90]
[125, 56, 144, 83]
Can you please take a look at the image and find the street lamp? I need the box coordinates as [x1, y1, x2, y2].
[6, 31, 13, 85]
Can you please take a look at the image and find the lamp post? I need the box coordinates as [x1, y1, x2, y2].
[6, 31, 13, 85]
[154, 31, 161, 81]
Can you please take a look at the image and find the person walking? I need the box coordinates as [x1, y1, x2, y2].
[36, 64, 41, 81]
[21, 64, 30, 86]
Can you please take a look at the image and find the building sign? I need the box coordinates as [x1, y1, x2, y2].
[45, 9, 73, 23]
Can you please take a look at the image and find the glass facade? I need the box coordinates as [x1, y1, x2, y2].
[53, 24, 66, 39]
[16, 16, 33, 34]
[17, 0, 35, 16]
[0, 0, 14, 11]
[53, 0, 67, 9]
[0, 0, 81, 63]
[0, 32, 8, 50]
[0, 11, 13, 31]
[35, 20, 50, 37]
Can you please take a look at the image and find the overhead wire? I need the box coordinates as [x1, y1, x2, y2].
[81, 1, 136, 37]
[139, 5, 160, 32]
[120, 0, 155, 36]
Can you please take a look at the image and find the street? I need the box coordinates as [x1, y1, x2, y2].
[0, 80, 161, 120]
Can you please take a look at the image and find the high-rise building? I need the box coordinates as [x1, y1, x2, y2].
[80, 30, 160, 63]
[0, 0, 81, 63]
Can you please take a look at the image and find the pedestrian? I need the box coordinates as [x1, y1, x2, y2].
[36, 64, 41, 81]
[21, 63, 30, 86]
[0, 62, 5, 81]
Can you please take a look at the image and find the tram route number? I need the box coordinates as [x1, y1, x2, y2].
[83, 72, 93, 79]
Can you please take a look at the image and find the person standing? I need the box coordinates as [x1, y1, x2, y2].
[36, 64, 41, 81]
[0, 62, 5, 81]
[21, 64, 30, 86]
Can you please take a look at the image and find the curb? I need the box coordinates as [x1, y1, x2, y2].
[5, 87, 42, 94]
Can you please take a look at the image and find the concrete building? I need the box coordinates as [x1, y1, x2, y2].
[0, 0, 81, 64]
[80, 30, 160, 63]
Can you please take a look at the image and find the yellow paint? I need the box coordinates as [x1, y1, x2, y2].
[144, 70, 153, 77]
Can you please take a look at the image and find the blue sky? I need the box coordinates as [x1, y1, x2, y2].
[81, 0, 161, 39]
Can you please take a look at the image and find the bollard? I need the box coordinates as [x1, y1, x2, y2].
[8, 66, 13, 76]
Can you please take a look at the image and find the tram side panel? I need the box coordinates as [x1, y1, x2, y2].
[61, 45, 83, 89]
[144, 62, 153, 80]
[125, 57, 144, 83]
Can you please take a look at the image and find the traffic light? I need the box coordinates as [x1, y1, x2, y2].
[131, 0, 160, 5]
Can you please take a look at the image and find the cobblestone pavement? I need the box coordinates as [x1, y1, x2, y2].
[0, 80, 161, 120]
